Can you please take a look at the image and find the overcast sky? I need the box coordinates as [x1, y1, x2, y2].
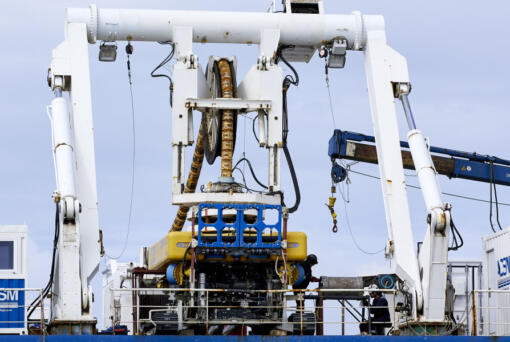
[0, 0, 509, 331]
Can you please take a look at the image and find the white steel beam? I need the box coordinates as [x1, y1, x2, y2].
[66, 6, 383, 50]
[185, 98, 271, 112]
[49, 22, 100, 322]
[363, 29, 423, 316]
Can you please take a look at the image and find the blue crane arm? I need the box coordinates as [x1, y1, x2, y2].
[328, 129, 510, 186]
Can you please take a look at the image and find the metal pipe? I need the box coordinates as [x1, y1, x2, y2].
[199, 273, 206, 307]
[54, 87, 62, 98]
[407, 129, 444, 214]
[400, 94, 417, 130]
[67, 6, 384, 49]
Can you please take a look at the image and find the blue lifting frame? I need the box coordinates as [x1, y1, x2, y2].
[329, 129, 510, 186]
[197, 203, 282, 249]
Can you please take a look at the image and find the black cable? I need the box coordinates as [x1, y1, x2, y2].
[347, 169, 510, 206]
[489, 162, 503, 232]
[276, 45, 301, 213]
[233, 158, 268, 189]
[448, 217, 464, 251]
[150, 41, 175, 107]
[233, 167, 249, 192]
[27, 203, 60, 321]
[252, 116, 260, 144]
[282, 145, 301, 213]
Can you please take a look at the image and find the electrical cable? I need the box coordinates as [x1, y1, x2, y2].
[233, 167, 249, 192]
[276, 45, 301, 213]
[27, 203, 60, 321]
[106, 44, 136, 259]
[448, 217, 464, 251]
[150, 41, 175, 107]
[348, 169, 510, 207]
[233, 157, 268, 189]
[252, 113, 263, 145]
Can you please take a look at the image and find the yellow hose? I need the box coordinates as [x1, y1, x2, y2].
[218, 59, 234, 178]
[171, 59, 235, 231]
[171, 121, 205, 232]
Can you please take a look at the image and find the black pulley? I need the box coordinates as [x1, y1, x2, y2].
[204, 59, 237, 165]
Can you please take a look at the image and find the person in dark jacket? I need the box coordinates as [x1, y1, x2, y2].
[359, 286, 391, 335]
[293, 254, 318, 309]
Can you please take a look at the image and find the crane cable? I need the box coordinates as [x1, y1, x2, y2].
[105, 43, 136, 259]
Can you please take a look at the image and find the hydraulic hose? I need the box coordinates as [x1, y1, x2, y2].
[171, 121, 205, 232]
[171, 59, 235, 231]
[218, 59, 235, 178]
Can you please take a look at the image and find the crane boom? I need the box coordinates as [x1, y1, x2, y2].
[329, 130, 510, 186]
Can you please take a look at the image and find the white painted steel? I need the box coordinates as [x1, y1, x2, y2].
[408, 130, 450, 322]
[363, 29, 422, 316]
[407, 130, 444, 215]
[257, 110, 267, 147]
[50, 96, 77, 219]
[55, 4, 454, 326]
[102, 261, 137, 333]
[49, 23, 100, 323]
[66, 7, 384, 49]
[185, 98, 271, 112]
[418, 212, 450, 321]
[172, 193, 281, 206]
[238, 64, 283, 192]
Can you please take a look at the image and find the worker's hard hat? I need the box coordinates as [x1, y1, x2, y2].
[306, 254, 318, 265]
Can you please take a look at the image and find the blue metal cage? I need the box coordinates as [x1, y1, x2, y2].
[197, 203, 282, 249]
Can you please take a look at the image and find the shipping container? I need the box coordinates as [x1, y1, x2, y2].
[482, 226, 510, 336]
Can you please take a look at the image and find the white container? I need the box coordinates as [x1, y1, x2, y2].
[0, 225, 27, 335]
[482, 227, 510, 336]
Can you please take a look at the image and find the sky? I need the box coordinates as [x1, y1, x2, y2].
[0, 0, 509, 332]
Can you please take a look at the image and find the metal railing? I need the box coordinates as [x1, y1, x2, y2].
[106, 287, 400, 336]
[0, 287, 48, 335]
[471, 289, 510, 336]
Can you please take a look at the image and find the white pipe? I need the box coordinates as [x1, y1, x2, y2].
[199, 273, 206, 307]
[407, 130, 444, 214]
[66, 6, 384, 49]
[51, 96, 76, 201]
[257, 110, 266, 147]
